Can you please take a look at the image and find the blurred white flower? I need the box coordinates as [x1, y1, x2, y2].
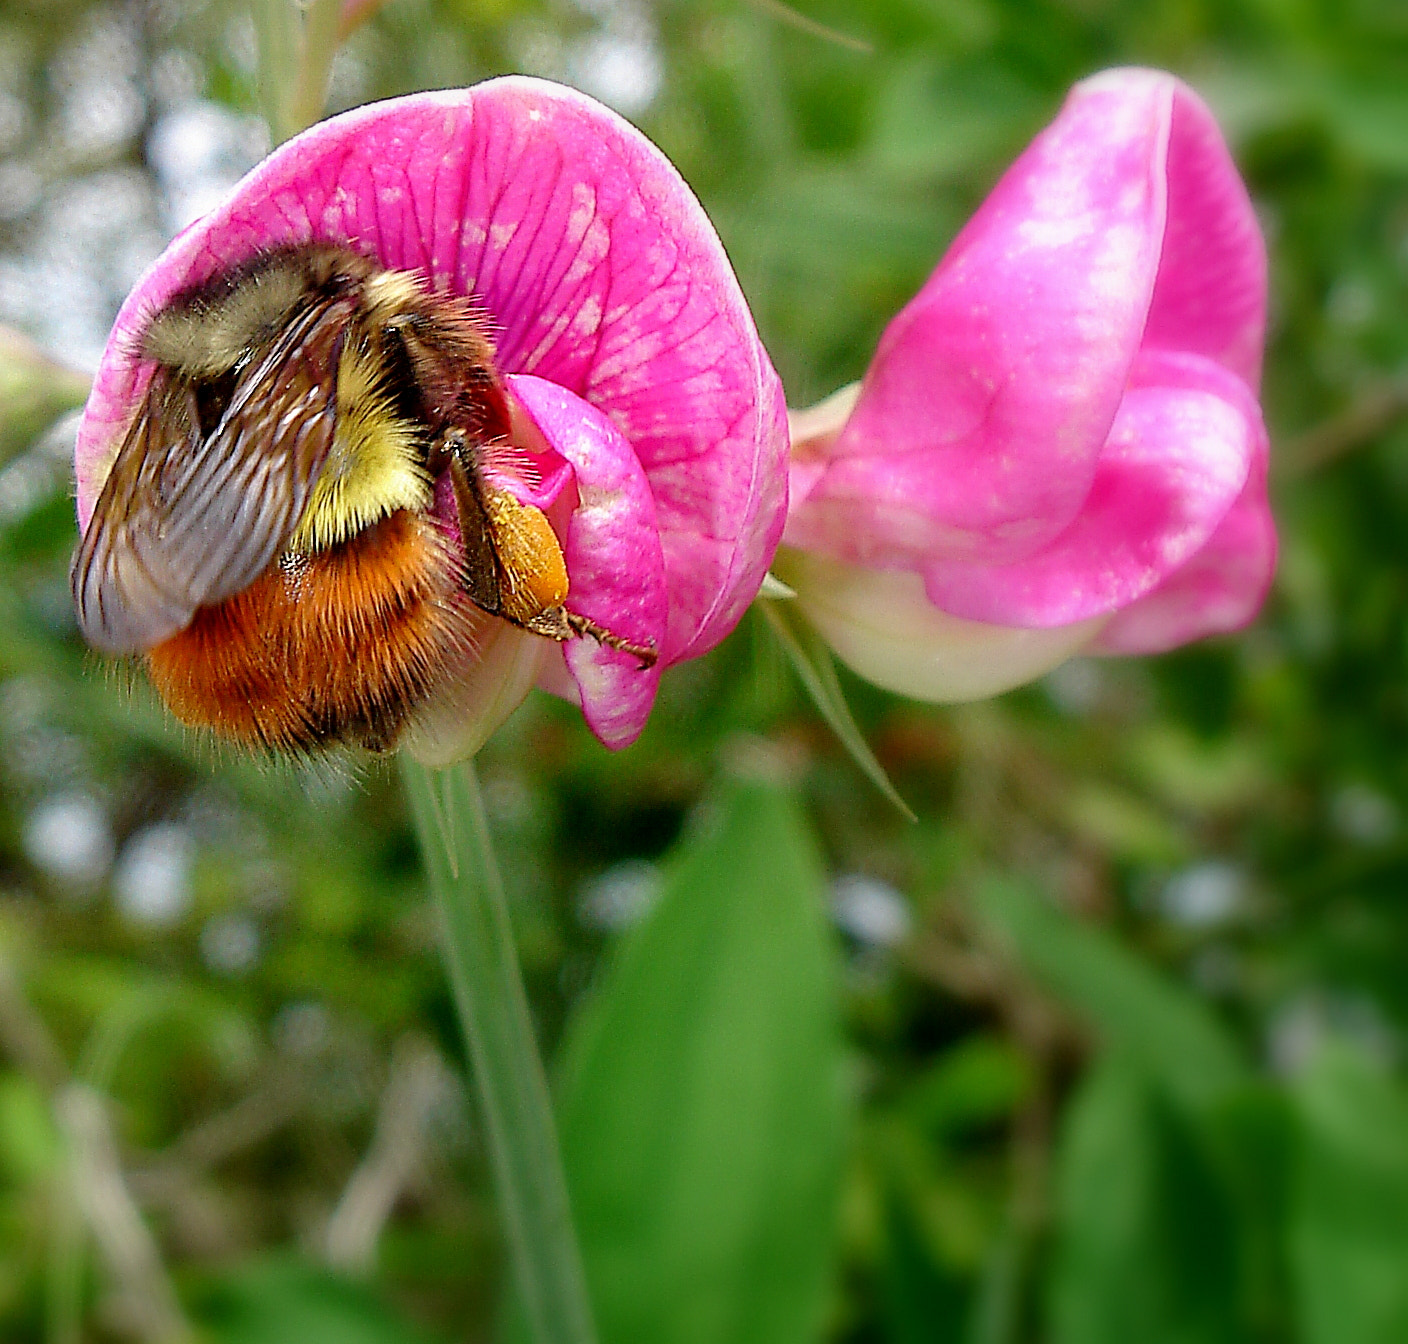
[831, 873, 912, 949]
[113, 822, 193, 927]
[200, 914, 261, 976]
[24, 793, 113, 889]
[1329, 783, 1397, 846]
[578, 860, 662, 931]
[274, 1000, 330, 1056]
[1160, 860, 1245, 928]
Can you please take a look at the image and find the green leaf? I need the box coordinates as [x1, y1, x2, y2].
[1291, 1046, 1408, 1344]
[975, 878, 1245, 1110]
[904, 1035, 1034, 1138]
[1207, 1084, 1296, 1339]
[0, 325, 89, 464]
[556, 776, 846, 1344]
[195, 1258, 445, 1344]
[1060, 784, 1189, 865]
[1048, 1056, 1241, 1344]
[0, 1072, 59, 1185]
[879, 1188, 968, 1344]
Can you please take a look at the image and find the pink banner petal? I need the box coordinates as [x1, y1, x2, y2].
[922, 352, 1263, 627]
[509, 374, 666, 749]
[77, 80, 788, 667]
[75, 78, 787, 668]
[73, 80, 792, 755]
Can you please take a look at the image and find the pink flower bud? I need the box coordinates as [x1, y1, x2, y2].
[781, 68, 1274, 701]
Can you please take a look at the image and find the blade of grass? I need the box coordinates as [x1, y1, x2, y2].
[400, 758, 596, 1344]
[746, 0, 874, 53]
[45, 1153, 84, 1344]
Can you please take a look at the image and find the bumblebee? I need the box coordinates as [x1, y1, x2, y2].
[71, 242, 655, 753]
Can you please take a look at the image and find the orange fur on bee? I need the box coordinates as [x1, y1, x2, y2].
[145, 511, 473, 752]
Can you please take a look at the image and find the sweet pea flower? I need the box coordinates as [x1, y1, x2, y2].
[778, 68, 1274, 701]
[74, 78, 787, 758]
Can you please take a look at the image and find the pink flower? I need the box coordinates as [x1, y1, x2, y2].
[779, 68, 1274, 701]
[74, 78, 788, 756]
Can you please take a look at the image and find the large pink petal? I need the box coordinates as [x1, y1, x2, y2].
[75, 79, 787, 664]
[922, 352, 1263, 627]
[1140, 74, 1268, 389]
[1091, 441, 1274, 654]
[508, 375, 666, 749]
[785, 72, 1175, 570]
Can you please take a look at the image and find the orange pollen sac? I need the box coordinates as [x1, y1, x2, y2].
[483, 485, 571, 626]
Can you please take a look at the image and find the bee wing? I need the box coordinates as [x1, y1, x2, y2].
[72, 385, 201, 654]
[72, 296, 352, 653]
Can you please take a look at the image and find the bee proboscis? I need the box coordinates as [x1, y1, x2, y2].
[71, 242, 656, 753]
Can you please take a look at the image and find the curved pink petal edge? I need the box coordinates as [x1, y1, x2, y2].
[922, 351, 1267, 627]
[1140, 74, 1267, 390]
[785, 68, 1269, 588]
[75, 77, 788, 667]
[508, 375, 666, 748]
[1091, 443, 1275, 655]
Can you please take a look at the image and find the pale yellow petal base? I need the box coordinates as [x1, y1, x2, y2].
[776, 549, 1108, 703]
[401, 622, 549, 766]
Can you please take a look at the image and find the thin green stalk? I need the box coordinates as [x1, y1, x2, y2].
[251, 0, 300, 144]
[288, 0, 343, 141]
[252, 0, 341, 145]
[400, 758, 597, 1344]
[44, 1163, 83, 1344]
[758, 598, 916, 821]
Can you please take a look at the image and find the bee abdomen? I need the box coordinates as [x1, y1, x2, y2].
[146, 511, 471, 753]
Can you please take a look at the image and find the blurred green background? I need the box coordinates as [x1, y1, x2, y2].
[2, 0, 1407, 1340]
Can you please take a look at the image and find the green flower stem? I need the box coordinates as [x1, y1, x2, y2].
[252, 0, 342, 145]
[251, 0, 299, 144]
[400, 758, 597, 1344]
[288, 0, 343, 143]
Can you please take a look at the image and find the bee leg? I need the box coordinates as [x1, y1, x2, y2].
[551, 608, 659, 670]
[521, 603, 659, 670]
[439, 429, 504, 618]
[438, 430, 658, 669]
